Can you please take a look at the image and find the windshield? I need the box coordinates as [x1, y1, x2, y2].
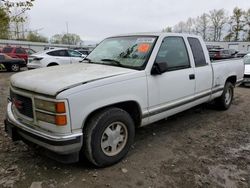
[87, 36, 157, 70]
[244, 55, 250, 65]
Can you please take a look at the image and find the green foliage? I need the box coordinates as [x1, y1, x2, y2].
[26, 31, 48, 42]
[244, 9, 250, 41]
[162, 27, 172, 32]
[0, 7, 10, 39]
[51, 33, 81, 45]
[230, 7, 245, 41]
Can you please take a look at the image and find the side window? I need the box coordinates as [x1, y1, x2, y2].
[47, 50, 69, 57]
[15, 48, 26, 54]
[188, 37, 207, 67]
[68, 50, 82, 57]
[0, 55, 4, 60]
[155, 37, 190, 71]
[2, 47, 13, 53]
[58, 50, 69, 57]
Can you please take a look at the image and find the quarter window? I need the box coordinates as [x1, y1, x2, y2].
[188, 37, 207, 67]
[155, 37, 190, 71]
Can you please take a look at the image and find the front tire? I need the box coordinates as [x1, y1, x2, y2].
[83, 107, 135, 167]
[215, 82, 234, 110]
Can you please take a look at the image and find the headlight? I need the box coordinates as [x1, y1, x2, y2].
[34, 98, 67, 126]
[34, 98, 66, 113]
[36, 112, 67, 126]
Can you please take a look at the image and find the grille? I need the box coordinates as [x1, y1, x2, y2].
[244, 74, 250, 78]
[10, 90, 33, 118]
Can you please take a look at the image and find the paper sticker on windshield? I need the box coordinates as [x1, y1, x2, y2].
[136, 38, 155, 43]
[138, 43, 151, 53]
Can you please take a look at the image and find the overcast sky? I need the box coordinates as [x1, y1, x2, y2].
[29, 0, 250, 42]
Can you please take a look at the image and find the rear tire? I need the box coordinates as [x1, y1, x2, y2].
[83, 107, 135, 167]
[215, 82, 234, 110]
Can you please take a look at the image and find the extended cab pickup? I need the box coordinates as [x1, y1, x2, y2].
[5, 33, 244, 167]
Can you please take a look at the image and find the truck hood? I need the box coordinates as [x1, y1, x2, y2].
[11, 63, 136, 96]
[245, 64, 250, 74]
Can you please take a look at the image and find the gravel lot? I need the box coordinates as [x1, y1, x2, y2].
[0, 71, 250, 188]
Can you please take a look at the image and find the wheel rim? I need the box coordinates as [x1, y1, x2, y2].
[101, 122, 128, 156]
[11, 64, 19, 71]
[225, 87, 232, 105]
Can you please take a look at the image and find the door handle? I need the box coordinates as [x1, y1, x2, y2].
[189, 74, 195, 80]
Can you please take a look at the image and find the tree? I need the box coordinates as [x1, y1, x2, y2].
[50, 34, 62, 44]
[0, 7, 10, 39]
[162, 26, 172, 32]
[173, 21, 187, 33]
[50, 33, 81, 45]
[1, 0, 35, 39]
[195, 13, 210, 41]
[229, 7, 245, 41]
[209, 9, 228, 41]
[244, 8, 250, 41]
[26, 31, 48, 42]
[62, 33, 81, 45]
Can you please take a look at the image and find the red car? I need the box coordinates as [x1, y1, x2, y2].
[2, 46, 28, 63]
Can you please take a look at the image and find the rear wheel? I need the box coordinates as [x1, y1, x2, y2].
[83, 107, 135, 167]
[215, 82, 234, 110]
[10, 64, 20, 72]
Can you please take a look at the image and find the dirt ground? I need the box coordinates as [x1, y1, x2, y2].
[0, 71, 250, 188]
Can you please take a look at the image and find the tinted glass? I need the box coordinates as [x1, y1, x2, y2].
[2, 47, 13, 53]
[47, 50, 69, 57]
[155, 37, 190, 71]
[15, 48, 26, 54]
[0, 55, 4, 60]
[188, 37, 207, 67]
[68, 50, 82, 57]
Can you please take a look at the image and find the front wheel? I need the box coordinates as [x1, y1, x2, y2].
[83, 107, 135, 167]
[215, 82, 234, 110]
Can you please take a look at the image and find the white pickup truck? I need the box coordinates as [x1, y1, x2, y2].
[5, 33, 244, 167]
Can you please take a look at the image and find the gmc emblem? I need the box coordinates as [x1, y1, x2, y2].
[13, 98, 23, 110]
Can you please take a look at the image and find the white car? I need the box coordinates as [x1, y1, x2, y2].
[243, 54, 250, 85]
[27, 48, 86, 69]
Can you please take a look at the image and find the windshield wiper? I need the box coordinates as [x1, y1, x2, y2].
[82, 57, 92, 63]
[101, 58, 123, 66]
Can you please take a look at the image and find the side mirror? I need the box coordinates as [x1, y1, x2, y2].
[151, 62, 168, 75]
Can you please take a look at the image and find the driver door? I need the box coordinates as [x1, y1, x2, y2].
[147, 36, 195, 121]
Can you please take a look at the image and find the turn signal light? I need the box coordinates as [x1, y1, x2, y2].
[55, 115, 67, 126]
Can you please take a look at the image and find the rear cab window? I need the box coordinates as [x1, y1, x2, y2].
[188, 37, 207, 67]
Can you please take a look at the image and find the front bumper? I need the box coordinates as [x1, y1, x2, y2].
[243, 75, 250, 83]
[5, 103, 83, 163]
[27, 63, 42, 69]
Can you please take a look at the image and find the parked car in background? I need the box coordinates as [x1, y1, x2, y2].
[27, 48, 85, 69]
[236, 51, 248, 58]
[209, 49, 237, 60]
[25, 48, 36, 56]
[243, 54, 250, 86]
[0, 53, 26, 72]
[75, 49, 91, 56]
[2, 46, 28, 63]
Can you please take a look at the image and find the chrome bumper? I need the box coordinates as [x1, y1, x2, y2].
[5, 103, 83, 159]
